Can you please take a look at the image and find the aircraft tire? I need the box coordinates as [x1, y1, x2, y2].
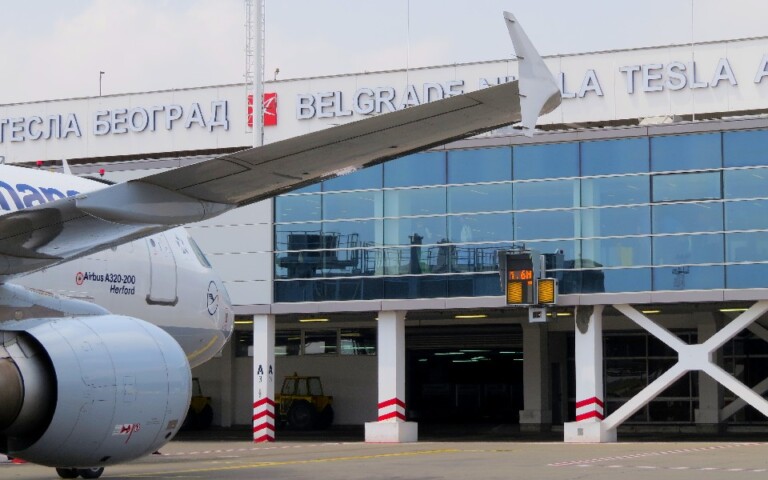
[55, 468, 79, 479]
[78, 467, 105, 479]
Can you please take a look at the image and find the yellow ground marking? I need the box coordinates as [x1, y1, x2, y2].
[125, 448, 462, 477]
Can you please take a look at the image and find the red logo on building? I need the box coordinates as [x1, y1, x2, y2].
[248, 93, 277, 127]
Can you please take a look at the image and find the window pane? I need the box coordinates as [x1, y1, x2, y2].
[384, 152, 445, 187]
[275, 226, 325, 279]
[600, 268, 651, 293]
[323, 164, 381, 191]
[304, 330, 337, 355]
[652, 203, 723, 234]
[323, 190, 382, 220]
[276, 194, 321, 222]
[384, 187, 446, 217]
[319, 222, 377, 276]
[606, 359, 646, 397]
[653, 234, 724, 265]
[514, 179, 579, 210]
[727, 264, 768, 289]
[448, 183, 512, 214]
[340, 328, 376, 355]
[651, 133, 721, 172]
[513, 143, 579, 180]
[724, 129, 768, 167]
[276, 330, 301, 356]
[448, 213, 513, 243]
[582, 138, 649, 176]
[383, 216, 446, 247]
[515, 210, 578, 241]
[726, 232, 768, 262]
[582, 206, 650, 237]
[725, 200, 768, 230]
[448, 147, 512, 183]
[582, 237, 651, 267]
[581, 175, 649, 207]
[652, 265, 724, 290]
[652, 172, 721, 202]
[724, 168, 768, 199]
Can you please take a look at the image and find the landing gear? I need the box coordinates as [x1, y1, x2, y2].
[55, 467, 104, 479]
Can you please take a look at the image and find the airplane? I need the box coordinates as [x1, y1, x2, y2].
[0, 12, 560, 479]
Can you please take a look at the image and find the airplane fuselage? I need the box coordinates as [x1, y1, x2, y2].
[0, 164, 234, 367]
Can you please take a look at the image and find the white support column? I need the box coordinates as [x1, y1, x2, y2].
[519, 323, 552, 431]
[365, 310, 417, 443]
[252, 314, 275, 443]
[565, 305, 616, 442]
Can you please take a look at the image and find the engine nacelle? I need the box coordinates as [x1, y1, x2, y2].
[0, 315, 191, 467]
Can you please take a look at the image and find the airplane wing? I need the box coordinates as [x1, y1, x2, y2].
[0, 12, 560, 280]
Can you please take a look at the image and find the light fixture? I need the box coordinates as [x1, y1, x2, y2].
[719, 308, 748, 313]
[454, 314, 488, 319]
[298, 318, 329, 323]
[641, 310, 661, 314]
[556, 312, 572, 317]
[234, 320, 254, 325]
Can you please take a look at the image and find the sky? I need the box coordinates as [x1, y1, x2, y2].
[0, 0, 766, 105]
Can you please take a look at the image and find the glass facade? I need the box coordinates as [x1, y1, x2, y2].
[274, 129, 768, 302]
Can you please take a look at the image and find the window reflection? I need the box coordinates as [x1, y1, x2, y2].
[323, 190, 382, 220]
[652, 203, 723, 234]
[652, 265, 724, 290]
[384, 187, 446, 217]
[323, 164, 381, 192]
[513, 143, 578, 180]
[724, 168, 768, 199]
[582, 237, 651, 267]
[651, 133, 721, 172]
[514, 179, 579, 210]
[582, 137, 649, 175]
[652, 172, 721, 202]
[726, 232, 768, 263]
[653, 234, 724, 265]
[448, 183, 512, 214]
[448, 147, 511, 183]
[582, 176, 648, 206]
[448, 213, 513, 243]
[276, 194, 321, 223]
[384, 152, 445, 187]
[725, 200, 768, 231]
[515, 210, 578, 240]
[581, 206, 650, 237]
[724, 129, 768, 167]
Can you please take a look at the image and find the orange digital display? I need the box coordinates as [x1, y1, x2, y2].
[508, 269, 533, 282]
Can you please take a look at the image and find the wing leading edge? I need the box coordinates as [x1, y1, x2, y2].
[0, 12, 560, 279]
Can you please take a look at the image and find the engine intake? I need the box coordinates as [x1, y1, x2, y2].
[0, 315, 191, 468]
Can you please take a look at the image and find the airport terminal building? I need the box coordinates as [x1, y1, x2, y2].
[4, 34, 768, 439]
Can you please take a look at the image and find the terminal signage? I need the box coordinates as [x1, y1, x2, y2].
[0, 100, 231, 144]
[295, 53, 768, 120]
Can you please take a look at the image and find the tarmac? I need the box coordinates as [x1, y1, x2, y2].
[3, 426, 768, 479]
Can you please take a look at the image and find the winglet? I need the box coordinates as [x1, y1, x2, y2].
[504, 12, 561, 137]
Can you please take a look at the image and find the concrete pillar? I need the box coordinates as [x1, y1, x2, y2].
[519, 323, 552, 431]
[365, 310, 417, 442]
[252, 314, 275, 442]
[695, 312, 722, 432]
[564, 305, 615, 442]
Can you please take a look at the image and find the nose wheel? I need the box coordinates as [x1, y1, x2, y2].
[56, 467, 105, 479]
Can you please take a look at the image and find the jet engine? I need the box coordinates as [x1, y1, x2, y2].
[0, 315, 191, 468]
